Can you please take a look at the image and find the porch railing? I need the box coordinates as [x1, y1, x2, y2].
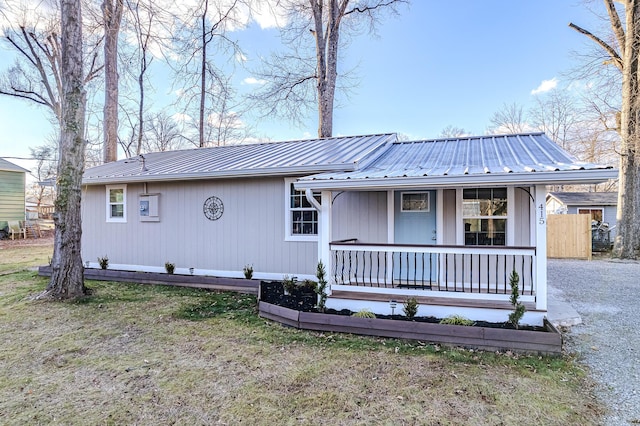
[330, 240, 536, 296]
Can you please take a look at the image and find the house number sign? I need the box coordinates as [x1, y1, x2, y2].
[203, 196, 224, 221]
[538, 203, 545, 225]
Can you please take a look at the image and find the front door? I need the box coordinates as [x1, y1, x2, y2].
[393, 190, 437, 285]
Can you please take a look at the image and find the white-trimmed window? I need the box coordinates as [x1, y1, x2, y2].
[463, 188, 507, 246]
[285, 178, 320, 241]
[106, 184, 127, 222]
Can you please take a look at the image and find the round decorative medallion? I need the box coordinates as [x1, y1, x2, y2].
[203, 196, 224, 221]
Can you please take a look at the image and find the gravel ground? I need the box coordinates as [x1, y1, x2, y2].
[548, 257, 640, 426]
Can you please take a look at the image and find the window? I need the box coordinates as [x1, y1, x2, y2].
[285, 178, 320, 241]
[578, 208, 604, 223]
[401, 192, 430, 212]
[106, 185, 127, 222]
[463, 188, 507, 246]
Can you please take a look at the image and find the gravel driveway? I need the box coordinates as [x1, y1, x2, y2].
[548, 258, 640, 426]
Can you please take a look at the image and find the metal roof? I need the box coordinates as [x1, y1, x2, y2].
[0, 158, 29, 173]
[296, 133, 618, 189]
[548, 191, 618, 206]
[82, 133, 396, 185]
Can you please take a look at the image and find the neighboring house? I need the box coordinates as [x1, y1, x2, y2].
[81, 133, 617, 325]
[546, 191, 618, 240]
[0, 158, 28, 232]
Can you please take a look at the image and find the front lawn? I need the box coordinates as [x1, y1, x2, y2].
[0, 245, 603, 424]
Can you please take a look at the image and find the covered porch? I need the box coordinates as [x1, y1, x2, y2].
[294, 134, 617, 325]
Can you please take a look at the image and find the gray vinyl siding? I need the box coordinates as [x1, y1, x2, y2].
[82, 177, 317, 276]
[441, 189, 457, 244]
[0, 170, 25, 223]
[513, 188, 531, 246]
[331, 191, 387, 243]
[567, 204, 618, 240]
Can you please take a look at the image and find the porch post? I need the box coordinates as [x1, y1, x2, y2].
[534, 185, 547, 311]
[319, 190, 333, 291]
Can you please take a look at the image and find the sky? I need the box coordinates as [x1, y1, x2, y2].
[0, 0, 610, 174]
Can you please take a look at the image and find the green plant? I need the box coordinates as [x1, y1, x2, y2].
[165, 262, 175, 274]
[282, 275, 298, 294]
[403, 297, 419, 319]
[98, 256, 109, 270]
[508, 269, 526, 329]
[352, 309, 376, 318]
[243, 264, 253, 279]
[301, 279, 317, 291]
[440, 315, 475, 326]
[315, 260, 328, 312]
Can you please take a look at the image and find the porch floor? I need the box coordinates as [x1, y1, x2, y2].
[329, 290, 539, 312]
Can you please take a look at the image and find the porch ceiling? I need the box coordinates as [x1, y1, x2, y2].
[295, 133, 617, 191]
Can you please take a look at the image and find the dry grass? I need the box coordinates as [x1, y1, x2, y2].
[0, 244, 604, 425]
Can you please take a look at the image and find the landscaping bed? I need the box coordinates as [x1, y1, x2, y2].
[38, 265, 258, 294]
[259, 281, 563, 355]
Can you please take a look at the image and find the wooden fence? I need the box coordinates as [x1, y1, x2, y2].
[547, 214, 592, 260]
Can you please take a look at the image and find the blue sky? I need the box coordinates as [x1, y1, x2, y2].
[0, 0, 607, 171]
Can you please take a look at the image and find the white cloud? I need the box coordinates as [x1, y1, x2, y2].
[531, 78, 558, 95]
[243, 77, 267, 85]
[172, 113, 192, 123]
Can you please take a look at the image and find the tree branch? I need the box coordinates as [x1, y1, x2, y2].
[569, 22, 623, 70]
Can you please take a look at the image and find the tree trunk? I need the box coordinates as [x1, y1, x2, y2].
[103, 0, 123, 163]
[613, 0, 640, 258]
[45, 0, 87, 299]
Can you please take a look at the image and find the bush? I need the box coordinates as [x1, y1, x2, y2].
[508, 269, 526, 329]
[403, 297, 419, 319]
[243, 264, 253, 279]
[315, 261, 328, 312]
[98, 256, 109, 270]
[440, 315, 475, 326]
[352, 309, 376, 319]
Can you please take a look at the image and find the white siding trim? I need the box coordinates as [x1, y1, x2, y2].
[284, 177, 319, 242]
[534, 185, 548, 311]
[507, 186, 515, 246]
[436, 189, 443, 244]
[105, 184, 127, 223]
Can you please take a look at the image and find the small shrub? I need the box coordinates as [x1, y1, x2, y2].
[301, 279, 317, 291]
[440, 315, 475, 326]
[282, 275, 298, 294]
[352, 309, 376, 319]
[165, 262, 175, 274]
[243, 264, 253, 279]
[98, 256, 109, 270]
[403, 297, 419, 319]
[315, 261, 328, 312]
[508, 269, 526, 329]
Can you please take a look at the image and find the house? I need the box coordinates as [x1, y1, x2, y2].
[547, 191, 618, 241]
[0, 158, 28, 235]
[81, 133, 617, 325]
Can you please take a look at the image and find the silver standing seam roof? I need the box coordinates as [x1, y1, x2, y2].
[296, 133, 617, 190]
[82, 133, 396, 185]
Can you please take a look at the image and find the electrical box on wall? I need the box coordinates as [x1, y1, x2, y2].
[139, 194, 159, 222]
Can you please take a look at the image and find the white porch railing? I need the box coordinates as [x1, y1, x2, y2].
[330, 240, 536, 296]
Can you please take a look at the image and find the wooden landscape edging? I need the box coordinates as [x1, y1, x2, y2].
[258, 301, 562, 355]
[38, 266, 258, 294]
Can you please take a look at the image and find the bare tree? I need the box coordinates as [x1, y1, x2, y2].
[439, 125, 469, 138]
[570, 0, 640, 258]
[171, 0, 248, 148]
[102, 0, 124, 162]
[487, 102, 529, 134]
[43, 0, 88, 299]
[251, 0, 407, 138]
[529, 90, 578, 152]
[142, 111, 189, 152]
[0, 5, 101, 128]
[29, 143, 58, 208]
